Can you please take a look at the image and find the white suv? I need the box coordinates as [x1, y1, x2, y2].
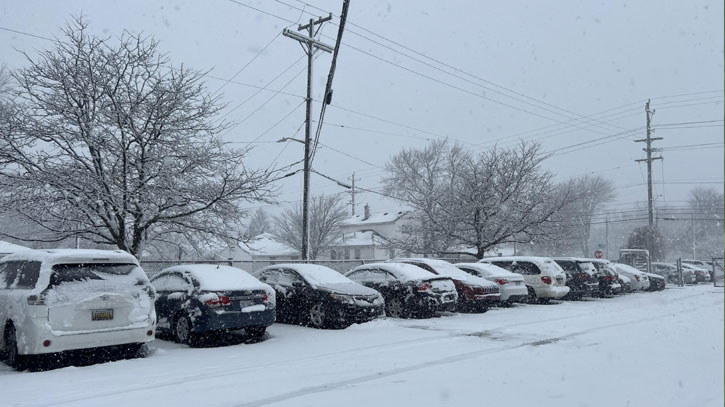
[0, 249, 156, 369]
[479, 256, 569, 303]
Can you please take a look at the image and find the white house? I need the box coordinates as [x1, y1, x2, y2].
[327, 230, 392, 260]
[217, 233, 300, 261]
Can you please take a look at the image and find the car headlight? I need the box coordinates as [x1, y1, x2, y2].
[330, 293, 355, 304]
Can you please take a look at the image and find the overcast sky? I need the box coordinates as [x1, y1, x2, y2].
[1, 0, 723, 218]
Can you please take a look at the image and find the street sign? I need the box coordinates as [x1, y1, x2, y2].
[594, 250, 603, 259]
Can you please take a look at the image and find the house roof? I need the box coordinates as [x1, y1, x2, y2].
[242, 233, 298, 257]
[341, 210, 408, 226]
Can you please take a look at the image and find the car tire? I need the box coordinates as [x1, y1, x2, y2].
[526, 286, 538, 304]
[385, 298, 407, 318]
[124, 343, 149, 359]
[308, 302, 328, 329]
[245, 326, 266, 338]
[4, 325, 27, 370]
[174, 313, 196, 346]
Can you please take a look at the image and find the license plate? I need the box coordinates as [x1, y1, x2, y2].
[92, 308, 114, 321]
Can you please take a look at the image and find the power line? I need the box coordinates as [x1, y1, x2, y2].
[0, 26, 53, 41]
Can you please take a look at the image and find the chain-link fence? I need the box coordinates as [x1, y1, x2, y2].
[140, 257, 479, 279]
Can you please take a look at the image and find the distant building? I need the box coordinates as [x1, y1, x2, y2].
[217, 233, 300, 261]
[327, 230, 392, 260]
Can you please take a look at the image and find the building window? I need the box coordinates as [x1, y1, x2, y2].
[354, 248, 361, 260]
[331, 250, 337, 260]
[388, 249, 395, 259]
[344, 249, 350, 260]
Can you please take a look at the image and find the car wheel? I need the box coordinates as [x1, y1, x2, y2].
[385, 298, 406, 318]
[4, 325, 26, 370]
[174, 313, 194, 345]
[526, 286, 538, 304]
[245, 326, 266, 338]
[309, 303, 327, 329]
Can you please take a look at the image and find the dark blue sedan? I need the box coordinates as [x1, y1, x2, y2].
[150, 264, 275, 345]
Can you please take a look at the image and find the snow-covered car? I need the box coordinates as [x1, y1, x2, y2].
[682, 260, 714, 281]
[612, 263, 651, 291]
[252, 264, 384, 329]
[586, 258, 622, 296]
[0, 249, 156, 369]
[453, 262, 528, 306]
[681, 263, 710, 283]
[617, 273, 632, 293]
[346, 263, 458, 318]
[552, 258, 600, 299]
[387, 258, 500, 312]
[151, 265, 275, 345]
[652, 262, 696, 285]
[479, 256, 569, 303]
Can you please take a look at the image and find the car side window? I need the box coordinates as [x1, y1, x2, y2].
[0, 262, 12, 289]
[347, 269, 370, 281]
[368, 269, 393, 282]
[487, 261, 513, 271]
[258, 269, 280, 285]
[458, 266, 481, 277]
[278, 269, 304, 287]
[153, 273, 191, 292]
[512, 262, 540, 275]
[2, 261, 41, 289]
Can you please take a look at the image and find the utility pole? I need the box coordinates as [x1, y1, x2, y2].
[635, 99, 663, 228]
[605, 217, 609, 259]
[692, 212, 696, 259]
[283, 15, 333, 260]
[348, 172, 360, 216]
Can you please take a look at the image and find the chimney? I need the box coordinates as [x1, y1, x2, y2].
[363, 203, 370, 221]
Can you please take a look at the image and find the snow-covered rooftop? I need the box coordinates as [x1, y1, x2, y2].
[342, 210, 408, 226]
[242, 233, 298, 257]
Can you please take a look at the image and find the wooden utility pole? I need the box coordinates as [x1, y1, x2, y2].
[283, 15, 333, 260]
[635, 99, 662, 228]
[348, 172, 360, 216]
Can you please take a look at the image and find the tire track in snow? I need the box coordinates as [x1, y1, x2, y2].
[230, 304, 712, 407]
[12, 330, 457, 407]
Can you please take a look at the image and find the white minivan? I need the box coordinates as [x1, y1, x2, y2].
[0, 249, 156, 369]
[479, 256, 569, 303]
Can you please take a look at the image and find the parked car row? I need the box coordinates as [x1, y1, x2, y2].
[0, 249, 676, 370]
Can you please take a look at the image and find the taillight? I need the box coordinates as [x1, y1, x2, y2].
[205, 295, 231, 308]
[418, 282, 432, 292]
[495, 279, 508, 285]
[634, 275, 640, 281]
[262, 293, 269, 303]
[576, 273, 589, 280]
[27, 295, 45, 305]
[541, 276, 552, 285]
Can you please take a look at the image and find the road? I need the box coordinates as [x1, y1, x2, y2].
[1, 285, 722, 407]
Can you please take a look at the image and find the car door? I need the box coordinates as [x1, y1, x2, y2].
[153, 272, 194, 328]
[277, 268, 309, 318]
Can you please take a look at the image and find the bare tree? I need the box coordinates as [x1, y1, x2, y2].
[547, 175, 615, 256]
[384, 140, 569, 259]
[0, 18, 276, 257]
[247, 208, 271, 238]
[275, 194, 348, 260]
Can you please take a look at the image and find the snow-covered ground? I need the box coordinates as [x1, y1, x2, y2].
[1, 285, 722, 407]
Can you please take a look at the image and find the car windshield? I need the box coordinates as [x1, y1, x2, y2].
[50, 263, 138, 286]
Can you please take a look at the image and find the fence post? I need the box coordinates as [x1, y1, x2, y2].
[676, 258, 683, 287]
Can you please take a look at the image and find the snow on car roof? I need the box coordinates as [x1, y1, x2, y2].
[1, 249, 139, 266]
[480, 256, 559, 267]
[160, 264, 269, 291]
[390, 258, 493, 286]
[274, 263, 353, 285]
[454, 262, 517, 277]
[612, 263, 645, 275]
[349, 262, 440, 282]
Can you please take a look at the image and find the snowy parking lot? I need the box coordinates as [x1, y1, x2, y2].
[1, 285, 722, 407]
